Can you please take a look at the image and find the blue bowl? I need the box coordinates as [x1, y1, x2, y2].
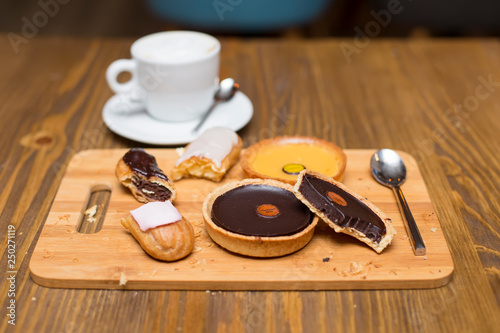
[146, 0, 333, 33]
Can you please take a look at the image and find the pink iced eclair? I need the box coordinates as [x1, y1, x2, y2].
[121, 201, 194, 261]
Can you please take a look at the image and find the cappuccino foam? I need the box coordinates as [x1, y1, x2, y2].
[132, 31, 219, 63]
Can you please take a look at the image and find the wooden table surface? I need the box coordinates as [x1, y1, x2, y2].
[1, 34, 499, 332]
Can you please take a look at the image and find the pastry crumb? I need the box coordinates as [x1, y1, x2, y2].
[43, 250, 52, 258]
[336, 261, 369, 277]
[192, 246, 202, 253]
[176, 147, 185, 156]
[57, 214, 71, 224]
[349, 262, 364, 275]
[119, 272, 128, 286]
[32, 297, 37, 301]
[85, 205, 98, 223]
[430, 227, 437, 232]
[85, 205, 97, 216]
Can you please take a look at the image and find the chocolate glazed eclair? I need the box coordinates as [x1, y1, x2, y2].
[116, 148, 176, 203]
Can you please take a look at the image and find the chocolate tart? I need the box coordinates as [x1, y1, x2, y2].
[293, 170, 396, 253]
[202, 179, 319, 257]
[240, 136, 346, 185]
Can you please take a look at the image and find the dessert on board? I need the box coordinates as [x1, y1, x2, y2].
[116, 148, 177, 202]
[121, 201, 195, 261]
[202, 178, 319, 257]
[293, 170, 396, 253]
[240, 136, 346, 185]
[171, 127, 242, 182]
[114, 131, 395, 262]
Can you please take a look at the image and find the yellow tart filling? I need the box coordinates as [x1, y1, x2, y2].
[249, 143, 343, 182]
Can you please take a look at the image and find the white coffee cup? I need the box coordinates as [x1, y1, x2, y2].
[106, 31, 220, 122]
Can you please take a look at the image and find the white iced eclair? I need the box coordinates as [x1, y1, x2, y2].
[171, 127, 242, 182]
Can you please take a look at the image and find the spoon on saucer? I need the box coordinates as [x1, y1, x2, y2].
[192, 78, 239, 133]
[370, 149, 426, 256]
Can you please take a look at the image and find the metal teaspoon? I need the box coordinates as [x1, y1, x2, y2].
[192, 78, 239, 133]
[370, 149, 426, 256]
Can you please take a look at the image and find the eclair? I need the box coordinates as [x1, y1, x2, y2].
[293, 170, 396, 253]
[171, 127, 242, 182]
[121, 201, 194, 261]
[116, 148, 176, 202]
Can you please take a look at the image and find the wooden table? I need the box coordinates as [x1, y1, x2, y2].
[1, 34, 499, 332]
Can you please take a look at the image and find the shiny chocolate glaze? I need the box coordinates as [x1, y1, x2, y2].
[298, 174, 386, 243]
[123, 148, 168, 180]
[211, 184, 314, 237]
[132, 176, 172, 201]
[123, 148, 172, 201]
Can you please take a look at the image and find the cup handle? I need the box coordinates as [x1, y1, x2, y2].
[106, 59, 138, 95]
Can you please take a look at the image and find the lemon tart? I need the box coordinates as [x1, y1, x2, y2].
[241, 136, 346, 185]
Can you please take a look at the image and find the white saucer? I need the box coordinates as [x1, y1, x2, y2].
[102, 91, 253, 145]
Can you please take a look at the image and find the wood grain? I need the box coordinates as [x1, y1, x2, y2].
[0, 35, 499, 332]
[29, 149, 453, 290]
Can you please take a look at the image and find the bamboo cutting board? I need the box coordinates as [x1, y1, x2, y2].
[30, 149, 454, 290]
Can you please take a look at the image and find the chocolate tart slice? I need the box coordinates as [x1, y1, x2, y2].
[116, 148, 176, 203]
[240, 136, 346, 185]
[293, 170, 396, 253]
[203, 179, 319, 257]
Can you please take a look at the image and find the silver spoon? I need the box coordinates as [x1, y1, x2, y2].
[192, 78, 239, 133]
[370, 149, 426, 256]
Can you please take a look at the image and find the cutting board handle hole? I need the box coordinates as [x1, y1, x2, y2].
[76, 184, 112, 234]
